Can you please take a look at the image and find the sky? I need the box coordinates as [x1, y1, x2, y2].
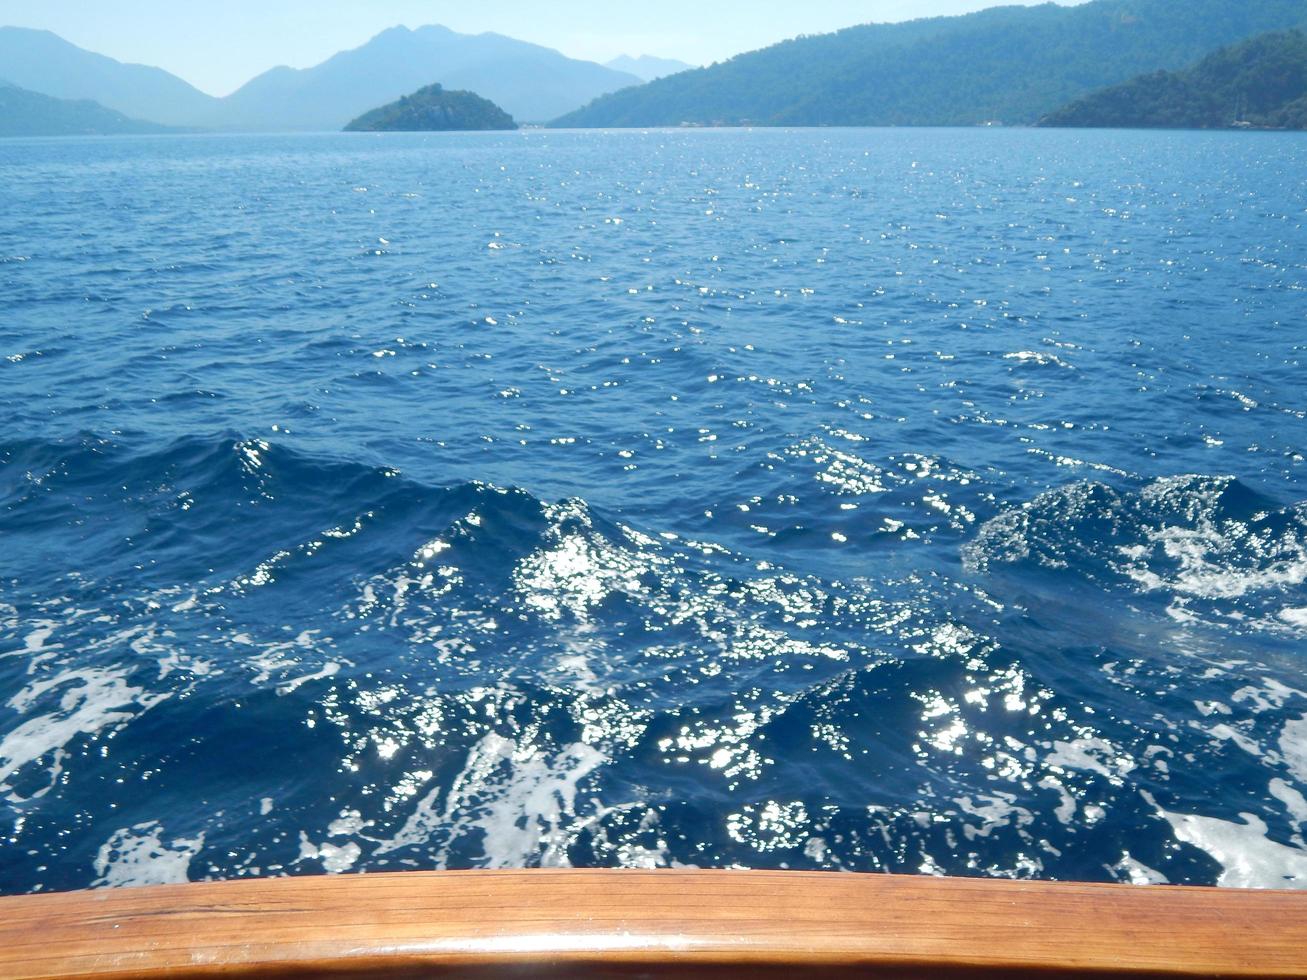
[0, 1, 1086, 97]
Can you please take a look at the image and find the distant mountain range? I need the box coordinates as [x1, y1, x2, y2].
[0, 27, 214, 127]
[215, 25, 640, 129]
[554, 0, 1307, 127]
[6, 1, 1306, 136]
[0, 80, 174, 136]
[604, 55, 695, 82]
[0, 24, 641, 131]
[1039, 29, 1307, 130]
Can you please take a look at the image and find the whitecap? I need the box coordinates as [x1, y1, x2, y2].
[297, 833, 362, 874]
[93, 822, 204, 888]
[1147, 792, 1307, 889]
[1270, 779, 1307, 828]
[1044, 737, 1135, 782]
[1004, 351, 1074, 369]
[1108, 853, 1169, 886]
[1281, 608, 1307, 628]
[1, 668, 164, 800]
[375, 730, 607, 868]
[1279, 715, 1307, 784]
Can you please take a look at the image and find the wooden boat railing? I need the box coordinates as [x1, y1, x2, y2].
[0, 870, 1304, 978]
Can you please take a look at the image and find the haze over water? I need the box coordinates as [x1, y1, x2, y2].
[1, 128, 1305, 892]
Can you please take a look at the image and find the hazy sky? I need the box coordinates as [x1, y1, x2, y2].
[0, 1, 1087, 97]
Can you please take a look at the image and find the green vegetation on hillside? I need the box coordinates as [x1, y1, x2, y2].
[551, 0, 1307, 128]
[0, 81, 173, 136]
[344, 83, 517, 132]
[1039, 30, 1307, 129]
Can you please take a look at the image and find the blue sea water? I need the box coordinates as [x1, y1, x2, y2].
[0, 128, 1305, 894]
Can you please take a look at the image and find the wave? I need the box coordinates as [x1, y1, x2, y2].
[3, 437, 1307, 892]
[965, 474, 1307, 630]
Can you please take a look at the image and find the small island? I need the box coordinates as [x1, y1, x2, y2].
[344, 83, 517, 132]
[1038, 30, 1307, 131]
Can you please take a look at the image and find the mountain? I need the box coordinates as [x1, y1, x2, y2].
[605, 55, 695, 82]
[553, 0, 1307, 128]
[0, 27, 217, 127]
[0, 80, 174, 136]
[0, 24, 640, 131]
[215, 25, 641, 129]
[1039, 29, 1307, 129]
[344, 83, 517, 132]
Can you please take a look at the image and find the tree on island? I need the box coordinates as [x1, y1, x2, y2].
[344, 84, 517, 132]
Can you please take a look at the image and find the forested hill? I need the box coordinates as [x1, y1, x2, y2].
[344, 84, 517, 132]
[551, 0, 1307, 128]
[1039, 30, 1307, 129]
[0, 81, 174, 136]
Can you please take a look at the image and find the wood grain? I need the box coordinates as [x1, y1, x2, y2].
[0, 870, 1303, 978]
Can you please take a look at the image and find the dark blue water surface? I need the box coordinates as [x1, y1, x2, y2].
[1, 129, 1305, 893]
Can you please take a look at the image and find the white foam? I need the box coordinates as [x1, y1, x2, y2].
[171, 593, 200, 613]
[93, 822, 204, 888]
[1115, 480, 1307, 602]
[24, 624, 58, 654]
[376, 732, 607, 868]
[1109, 853, 1169, 886]
[241, 629, 341, 690]
[277, 662, 340, 696]
[1232, 679, 1305, 714]
[971, 476, 1307, 617]
[1200, 722, 1263, 759]
[1269, 779, 1307, 828]
[126, 625, 212, 680]
[327, 808, 371, 837]
[955, 793, 1034, 841]
[1279, 716, 1307, 784]
[1004, 351, 1074, 369]
[1122, 523, 1307, 600]
[0, 618, 62, 666]
[1044, 738, 1134, 782]
[0, 668, 163, 799]
[455, 736, 606, 867]
[1147, 792, 1307, 889]
[1038, 776, 1077, 824]
[1281, 608, 1307, 628]
[297, 833, 362, 874]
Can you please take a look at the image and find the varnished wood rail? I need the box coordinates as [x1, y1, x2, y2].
[0, 870, 1304, 978]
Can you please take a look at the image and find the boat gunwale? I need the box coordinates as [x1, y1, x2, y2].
[1, 869, 1306, 978]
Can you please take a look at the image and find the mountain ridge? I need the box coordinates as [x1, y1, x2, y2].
[605, 54, 695, 82]
[0, 27, 218, 127]
[0, 23, 642, 131]
[1038, 29, 1307, 129]
[0, 79, 176, 136]
[553, 0, 1307, 127]
[195, 24, 641, 129]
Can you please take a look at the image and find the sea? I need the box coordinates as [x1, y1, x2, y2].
[0, 128, 1304, 894]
